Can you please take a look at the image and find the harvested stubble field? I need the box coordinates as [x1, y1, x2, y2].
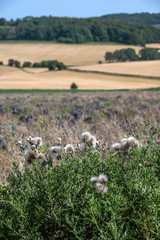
[0, 42, 143, 66]
[0, 90, 160, 184]
[0, 66, 160, 90]
[0, 42, 160, 90]
[70, 60, 160, 78]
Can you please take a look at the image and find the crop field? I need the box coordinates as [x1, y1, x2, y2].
[0, 42, 160, 90]
[0, 41, 143, 66]
[0, 66, 160, 90]
[70, 60, 160, 77]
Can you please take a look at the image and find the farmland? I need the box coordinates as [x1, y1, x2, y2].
[0, 41, 160, 239]
[0, 42, 160, 90]
[70, 60, 160, 77]
[0, 41, 143, 66]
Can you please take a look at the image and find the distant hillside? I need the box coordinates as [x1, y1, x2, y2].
[0, 16, 160, 45]
[100, 13, 160, 26]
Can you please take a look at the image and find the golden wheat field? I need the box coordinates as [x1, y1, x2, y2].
[70, 60, 160, 77]
[0, 42, 160, 89]
[0, 66, 160, 89]
[0, 42, 143, 65]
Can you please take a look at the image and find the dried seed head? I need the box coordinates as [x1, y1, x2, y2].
[90, 176, 99, 184]
[98, 174, 108, 183]
[27, 136, 43, 148]
[95, 183, 107, 193]
[64, 144, 75, 153]
[81, 131, 92, 143]
[50, 146, 62, 154]
[90, 135, 97, 148]
[96, 140, 100, 147]
[58, 138, 62, 145]
[128, 136, 140, 148]
[120, 138, 130, 152]
[111, 142, 121, 151]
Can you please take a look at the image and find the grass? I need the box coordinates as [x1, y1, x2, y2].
[0, 88, 160, 95]
[0, 137, 160, 239]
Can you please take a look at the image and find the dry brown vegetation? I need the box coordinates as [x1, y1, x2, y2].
[0, 91, 160, 183]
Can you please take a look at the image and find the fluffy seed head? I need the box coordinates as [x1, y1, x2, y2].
[50, 146, 62, 154]
[111, 142, 121, 151]
[58, 138, 62, 145]
[64, 144, 75, 153]
[120, 138, 130, 152]
[81, 131, 92, 143]
[90, 135, 97, 148]
[95, 183, 108, 193]
[90, 176, 99, 184]
[27, 136, 43, 148]
[98, 174, 108, 183]
[128, 136, 140, 148]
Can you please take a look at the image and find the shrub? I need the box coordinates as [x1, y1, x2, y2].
[0, 61, 3, 65]
[71, 82, 78, 90]
[0, 139, 160, 239]
[14, 60, 21, 68]
[22, 61, 32, 67]
[8, 59, 15, 66]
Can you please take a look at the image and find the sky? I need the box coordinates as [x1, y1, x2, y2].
[0, 0, 160, 20]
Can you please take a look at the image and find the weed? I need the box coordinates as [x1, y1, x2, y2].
[0, 139, 160, 239]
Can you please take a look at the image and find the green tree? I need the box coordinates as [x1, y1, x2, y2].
[8, 59, 15, 66]
[23, 61, 32, 67]
[0, 18, 6, 26]
[104, 52, 114, 62]
[71, 82, 78, 89]
[139, 47, 160, 60]
[15, 60, 21, 68]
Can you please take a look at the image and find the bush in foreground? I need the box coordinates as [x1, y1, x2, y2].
[0, 139, 160, 239]
[71, 82, 78, 90]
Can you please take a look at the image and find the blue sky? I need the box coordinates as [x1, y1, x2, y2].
[0, 0, 160, 20]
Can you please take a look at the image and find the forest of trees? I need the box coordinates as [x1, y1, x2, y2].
[100, 13, 160, 26]
[0, 14, 160, 45]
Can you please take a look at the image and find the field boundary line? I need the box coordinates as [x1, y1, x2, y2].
[68, 68, 160, 80]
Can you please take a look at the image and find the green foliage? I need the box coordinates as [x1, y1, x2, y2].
[71, 82, 78, 90]
[0, 61, 3, 65]
[105, 47, 160, 62]
[139, 47, 160, 60]
[105, 48, 139, 62]
[100, 13, 160, 26]
[0, 141, 160, 239]
[8, 59, 21, 68]
[0, 15, 160, 44]
[14, 60, 21, 68]
[0, 18, 6, 26]
[32, 60, 66, 70]
[22, 61, 32, 67]
[8, 59, 15, 67]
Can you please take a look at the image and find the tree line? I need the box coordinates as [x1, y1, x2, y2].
[100, 13, 160, 26]
[3, 59, 66, 70]
[0, 16, 160, 45]
[104, 47, 160, 62]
